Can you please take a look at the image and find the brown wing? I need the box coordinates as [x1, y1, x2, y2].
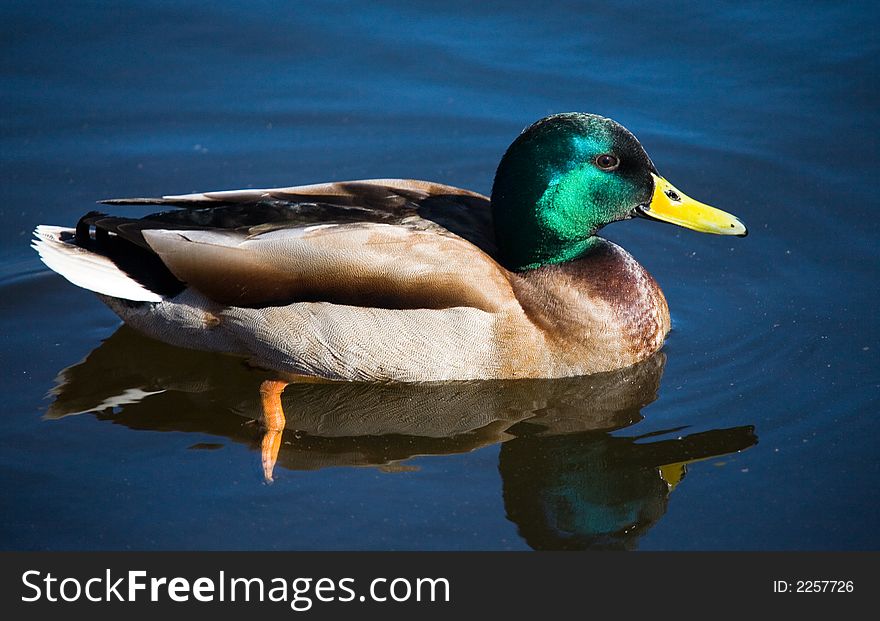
[90, 179, 515, 311]
[100, 179, 497, 256]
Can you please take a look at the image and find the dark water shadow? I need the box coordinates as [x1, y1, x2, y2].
[46, 326, 757, 549]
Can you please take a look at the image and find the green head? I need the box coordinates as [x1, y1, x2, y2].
[490, 113, 747, 271]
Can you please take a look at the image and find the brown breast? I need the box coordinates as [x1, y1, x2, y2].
[501, 238, 671, 377]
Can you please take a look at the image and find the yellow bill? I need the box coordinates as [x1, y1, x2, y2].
[638, 173, 747, 236]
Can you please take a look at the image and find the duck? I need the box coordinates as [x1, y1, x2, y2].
[33, 113, 746, 478]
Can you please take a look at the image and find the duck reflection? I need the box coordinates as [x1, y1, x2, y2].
[47, 326, 756, 550]
[500, 425, 755, 550]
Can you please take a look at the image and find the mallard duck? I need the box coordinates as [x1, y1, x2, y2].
[33, 113, 745, 477]
[34, 111, 746, 383]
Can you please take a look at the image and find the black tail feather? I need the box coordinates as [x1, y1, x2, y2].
[73, 211, 186, 298]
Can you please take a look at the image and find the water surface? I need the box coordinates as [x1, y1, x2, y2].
[1, 0, 878, 550]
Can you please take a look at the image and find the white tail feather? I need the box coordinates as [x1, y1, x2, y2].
[32, 225, 164, 302]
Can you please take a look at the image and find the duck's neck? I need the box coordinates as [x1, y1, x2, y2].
[503, 235, 600, 272]
[490, 174, 607, 272]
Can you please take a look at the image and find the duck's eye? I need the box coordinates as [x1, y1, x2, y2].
[595, 153, 620, 171]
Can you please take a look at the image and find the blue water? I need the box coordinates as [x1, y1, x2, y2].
[1, 0, 878, 550]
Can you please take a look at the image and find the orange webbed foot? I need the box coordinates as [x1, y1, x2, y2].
[259, 379, 289, 483]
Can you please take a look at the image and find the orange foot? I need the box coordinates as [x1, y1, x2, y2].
[259, 379, 289, 482]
